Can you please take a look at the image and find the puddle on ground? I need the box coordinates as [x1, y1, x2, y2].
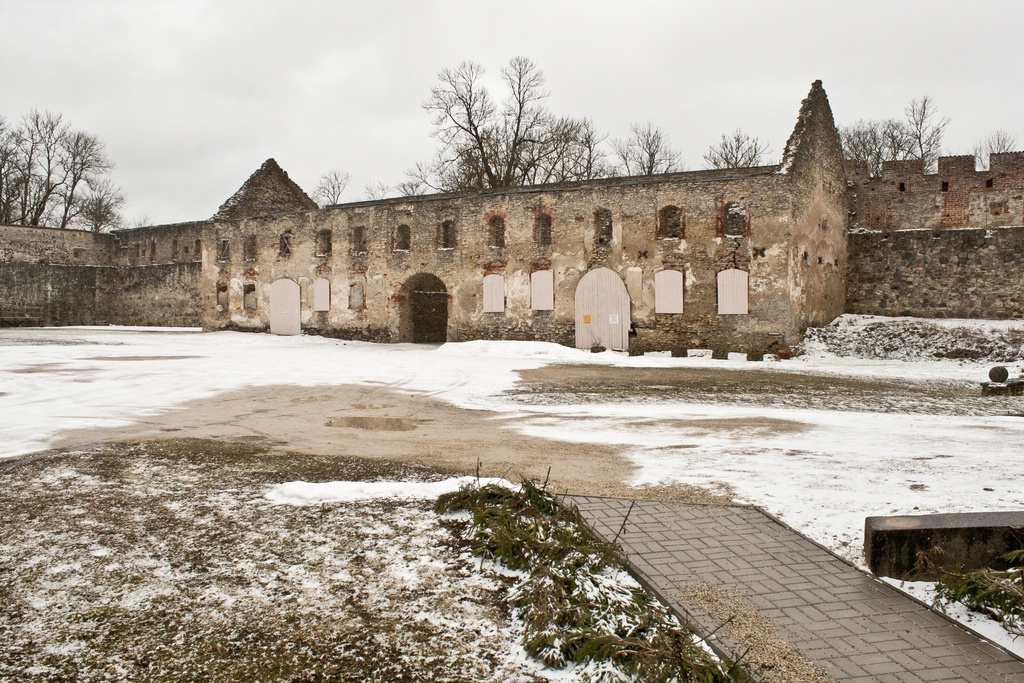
[10, 363, 97, 374]
[325, 416, 425, 431]
[82, 355, 199, 362]
[637, 416, 811, 435]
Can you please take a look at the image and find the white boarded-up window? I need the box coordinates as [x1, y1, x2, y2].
[313, 277, 331, 312]
[654, 270, 683, 314]
[717, 268, 749, 314]
[531, 270, 554, 310]
[483, 273, 505, 313]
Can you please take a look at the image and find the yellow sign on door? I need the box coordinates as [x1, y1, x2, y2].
[581, 314, 593, 324]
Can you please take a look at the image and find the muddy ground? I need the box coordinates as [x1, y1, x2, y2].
[45, 361, 1015, 504]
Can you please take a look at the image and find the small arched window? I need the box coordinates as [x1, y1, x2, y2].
[657, 205, 682, 239]
[534, 213, 552, 247]
[438, 220, 456, 249]
[279, 231, 292, 257]
[487, 215, 506, 248]
[594, 207, 613, 245]
[393, 224, 411, 251]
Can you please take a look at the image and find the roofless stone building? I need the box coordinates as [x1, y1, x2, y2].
[2, 81, 1023, 353]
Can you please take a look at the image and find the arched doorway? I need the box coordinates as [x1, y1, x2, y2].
[574, 268, 630, 351]
[269, 278, 301, 336]
[399, 273, 448, 343]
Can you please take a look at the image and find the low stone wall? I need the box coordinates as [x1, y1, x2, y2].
[847, 225, 1024, 319]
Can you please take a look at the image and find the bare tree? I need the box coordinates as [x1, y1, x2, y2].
[973, 129, 1019, 170]
[840, 118, 916, 177]
[311, 169, 352, 206]
[77, 178, 126, 232]
[703, 128, 771, 169]
[412, 57, 612, 192]
[362, 181, 391, 201]
[0, 110, 123, 230]
[525, 117, 612, 184]
[839, 96, 948, 176]
[394, 178, 427, 197]
[611, 122, 682, 176]
[903, 96, 948, 173]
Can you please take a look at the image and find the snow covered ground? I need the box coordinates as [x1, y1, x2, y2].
[2, 316, 1023, 655]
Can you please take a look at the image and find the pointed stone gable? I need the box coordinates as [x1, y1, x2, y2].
[779, 80, 846, 179]
[213, 158, 318, 220]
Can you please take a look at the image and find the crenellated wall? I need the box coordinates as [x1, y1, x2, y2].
[849, 152, 1024, 232]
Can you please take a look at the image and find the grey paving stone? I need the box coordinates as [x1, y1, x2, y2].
[571, 496, 1024, 682]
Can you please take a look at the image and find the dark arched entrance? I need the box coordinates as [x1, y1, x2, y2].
[400, 273, 448, 343]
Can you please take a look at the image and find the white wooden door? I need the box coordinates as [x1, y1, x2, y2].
[574, 267, 630, 350]
[269, 278, 301, 335]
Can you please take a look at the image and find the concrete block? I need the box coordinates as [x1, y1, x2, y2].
[865, 511, 1024, 580]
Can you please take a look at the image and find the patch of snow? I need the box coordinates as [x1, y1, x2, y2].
[265, 477, 510, 505]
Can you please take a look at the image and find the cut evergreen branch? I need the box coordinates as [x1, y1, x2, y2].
[933, 547, 1024, 637]
[436, 481, 745, 682]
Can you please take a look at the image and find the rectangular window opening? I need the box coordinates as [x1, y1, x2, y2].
[351, 226, 367, 255]
[316, 230, 333, 257]
[244, 235, 257, 261]
[243, 283, 257, 311]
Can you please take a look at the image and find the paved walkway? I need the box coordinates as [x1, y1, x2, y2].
[572, 496, 1024, 683]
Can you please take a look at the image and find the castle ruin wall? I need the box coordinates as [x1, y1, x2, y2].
[846, 225, 1024, 319]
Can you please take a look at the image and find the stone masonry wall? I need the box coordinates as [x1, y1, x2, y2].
[95, 262, 204, 327]
[0, 263, 103, 326]
[846, 225, 1024, 319]
[0, 224, 117, 265]
[204, 169, 808, 356]
[849, 152, 1024, 232]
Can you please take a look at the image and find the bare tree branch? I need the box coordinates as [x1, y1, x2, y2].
[840, 118, 915, 177]
[703, 129, 771, 169]
[0, 110, 123, 230]
[973, 129, 1019, 170]
[362, 180, 392, 201]
[611, 122, 682, 176]
[412, 58, 612, 192]
[904, 96, 948, 173]
[312, 169, 352, 206]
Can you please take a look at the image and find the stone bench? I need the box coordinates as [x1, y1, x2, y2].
[865, 511, 1024, 580]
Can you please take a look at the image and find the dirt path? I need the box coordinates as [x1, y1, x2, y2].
[54, 382, 730, 504]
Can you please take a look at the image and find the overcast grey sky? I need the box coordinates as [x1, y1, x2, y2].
[3, 0, 1022, 226]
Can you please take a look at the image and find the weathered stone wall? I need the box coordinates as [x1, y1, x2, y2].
[846, 225, 1024, 319]
[0, 263, 103, 326]
[205, 169, 810, 355]
[849, 152, 1024, 232]
[95, 262, 204, 327]
[111, 222, 209, 267]
[0, 224, 117, 265]
[781, 81, 851, 333]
